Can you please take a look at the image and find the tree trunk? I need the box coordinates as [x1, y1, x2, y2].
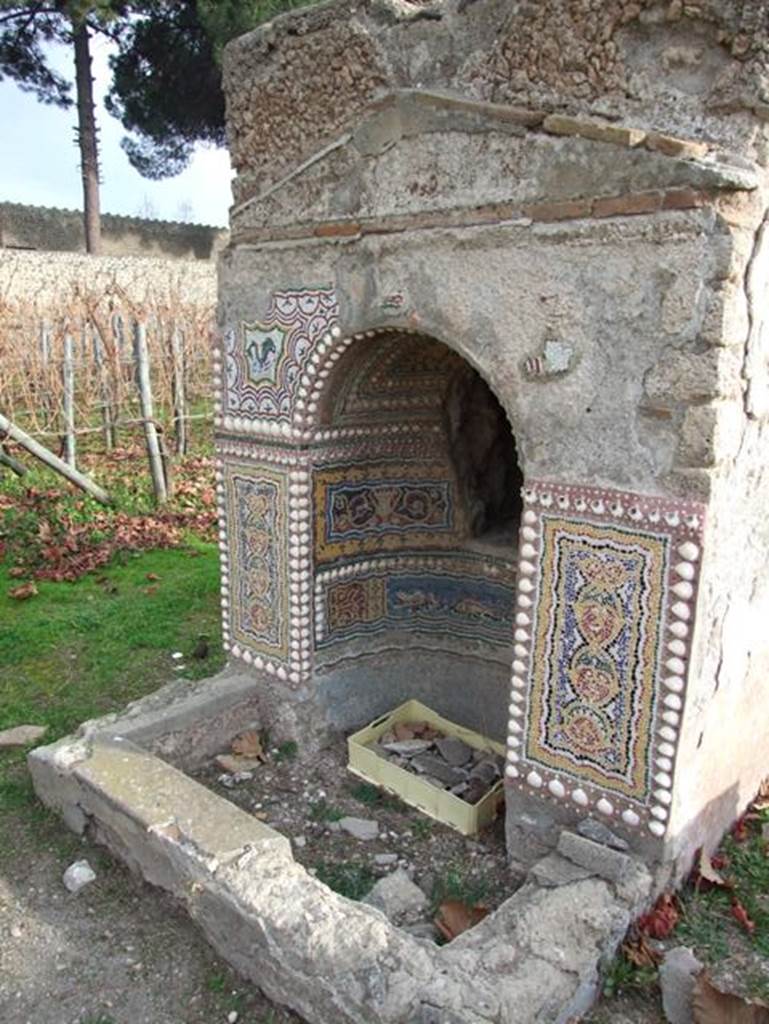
[72, 20, 102, 255]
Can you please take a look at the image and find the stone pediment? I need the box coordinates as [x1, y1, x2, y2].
[231, 90, 758, 242]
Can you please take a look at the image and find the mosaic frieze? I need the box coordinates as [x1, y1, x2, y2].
[507, 481, 705, 838]
[315, 555, 515, 650]
[314, 462, 463, 562]
[223, 461, 289, 663]
[224, 285, 339, 423]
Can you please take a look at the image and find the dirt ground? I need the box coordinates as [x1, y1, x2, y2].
[0, 832, 301, 1024]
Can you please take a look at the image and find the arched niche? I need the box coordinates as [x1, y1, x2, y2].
[307, 328, 523, 741]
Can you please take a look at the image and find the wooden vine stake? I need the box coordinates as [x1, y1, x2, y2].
[170, 323, 187, 455]
[0, 413, 111, 504]
[62, 333, 76, 469]
[133, 319, 168, 504]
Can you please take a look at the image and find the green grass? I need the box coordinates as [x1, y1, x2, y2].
[0, 539, 224, 862]
[430, 865, 489, 913]
[348, 780, 404, 811]
[275, 740, 298, 762]
[313, 860, 376, 901]
[308, 798, 344, 823]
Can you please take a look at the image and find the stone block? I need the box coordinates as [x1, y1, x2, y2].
[556, 831, 630, 883]
[362, 868, 428, 921]
[529, 853, 593, 888]
[659, 946, 703, 1024]
[0, 724, 48, 748]
[543, 114, 646, 148]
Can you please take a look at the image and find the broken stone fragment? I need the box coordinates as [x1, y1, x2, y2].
[461, 777, 489, 805]
[381, 739, 433, 756]
[362, 868, 428, 922]
[435, 736, 474, 766]
[659, 946, 703, 1024]
[577, 817, 629, 851]
[411, 754, 468, 786]
[338, 816, 379, 840]
[469, 758, 500, 786]
[0, 724, 48, 748]
[374, 852, 399, 866]
[62, 859, 96, 894]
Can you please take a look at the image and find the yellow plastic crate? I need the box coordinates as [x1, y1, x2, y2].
[347, 699, 506, 836]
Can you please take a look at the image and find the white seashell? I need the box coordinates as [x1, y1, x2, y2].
[521, 526, 537, 541]
[672, 581, 694, 600]
[674, 562, 695, 581]
[667, 639, 686, 657]
[663, 694, 683, 711]
[622, 809, 640, 827]
[508, 736, 521, 748]
[526, 771, 543, 788]
[654, 789, 672, 805]
[519, 561, 536, 576]
[548, 779, 566, 798]
[508, 719, 523, 734]
[519, 579, 534, 593]
[521, 543, 537, 559]
[518, 595, 533, 609]
[512, 659, 527, 674]
[510, 691, 525, 705]
[571, 788, 589, 806]
[514, 628, 529, 642]
[651, 805, 668, 820]
[678, 541, 700, 562]
[505, 765, 520, 779]
[666, 657, 686, 675]
[662, 710, 680, 727]
[671, 602, 691, 621]
[658, 741, 676, 758]
[654, 772, 672, 789]
[522, 510, 537, 524]
[648, 820, 666, 837]
[596, 798, 613, 816]
[669, 620, 689, 639]
[658, 725, 678, 742]
[656, 756, 673, 771]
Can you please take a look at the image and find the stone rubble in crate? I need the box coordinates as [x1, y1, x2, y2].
[368, 719, 504, 806]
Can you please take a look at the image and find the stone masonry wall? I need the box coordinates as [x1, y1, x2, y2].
[0, 202, 228, 261]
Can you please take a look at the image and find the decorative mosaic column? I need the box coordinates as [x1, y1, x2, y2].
[506, 480, 705, 843]
[213, 284, 341, 687]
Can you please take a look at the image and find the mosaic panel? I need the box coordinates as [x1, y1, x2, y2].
[328, 333, 467, 424]
[316, 555, 515, 650]
[224, 285, 339, 422]
[314, 462, 462, 562]
[224, 461, 289, 662]
[507, 481, 705, 836]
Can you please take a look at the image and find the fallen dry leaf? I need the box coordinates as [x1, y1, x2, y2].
[693, 972, 769, 1024]
[434, 899, 489, 941]
[732, 815, 751, 843]
[8, 581, 38, 600]
[8, 567, 26, 578]
[231, 730, 265, 761]
[695, 849, 731, 892]
[731, 898, 756, 935]
[145, 572, 161, 581]
[623, 935, 661, 968]
[144, 585, 158, 596]
[638, 892, 680, 939]
[753, 778, 769, 812]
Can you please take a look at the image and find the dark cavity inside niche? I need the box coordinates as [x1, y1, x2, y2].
[445, 368, 523, 548]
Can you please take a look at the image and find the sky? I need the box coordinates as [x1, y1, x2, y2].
[0, 33, 233, 227]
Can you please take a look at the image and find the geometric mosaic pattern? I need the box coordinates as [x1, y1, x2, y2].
[507, 481, 706, 838]
[224, 460, 289, 663]
[224, 285, 339, 422]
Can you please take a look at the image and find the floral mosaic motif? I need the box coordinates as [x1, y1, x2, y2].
[529, 520, 668, 801]
[318, 561, 515, 649]
[224, 285, 339, 421]
[225, 462, 288, 661]
[510, 481, 706, 828]
[314, 462, 461, 562]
